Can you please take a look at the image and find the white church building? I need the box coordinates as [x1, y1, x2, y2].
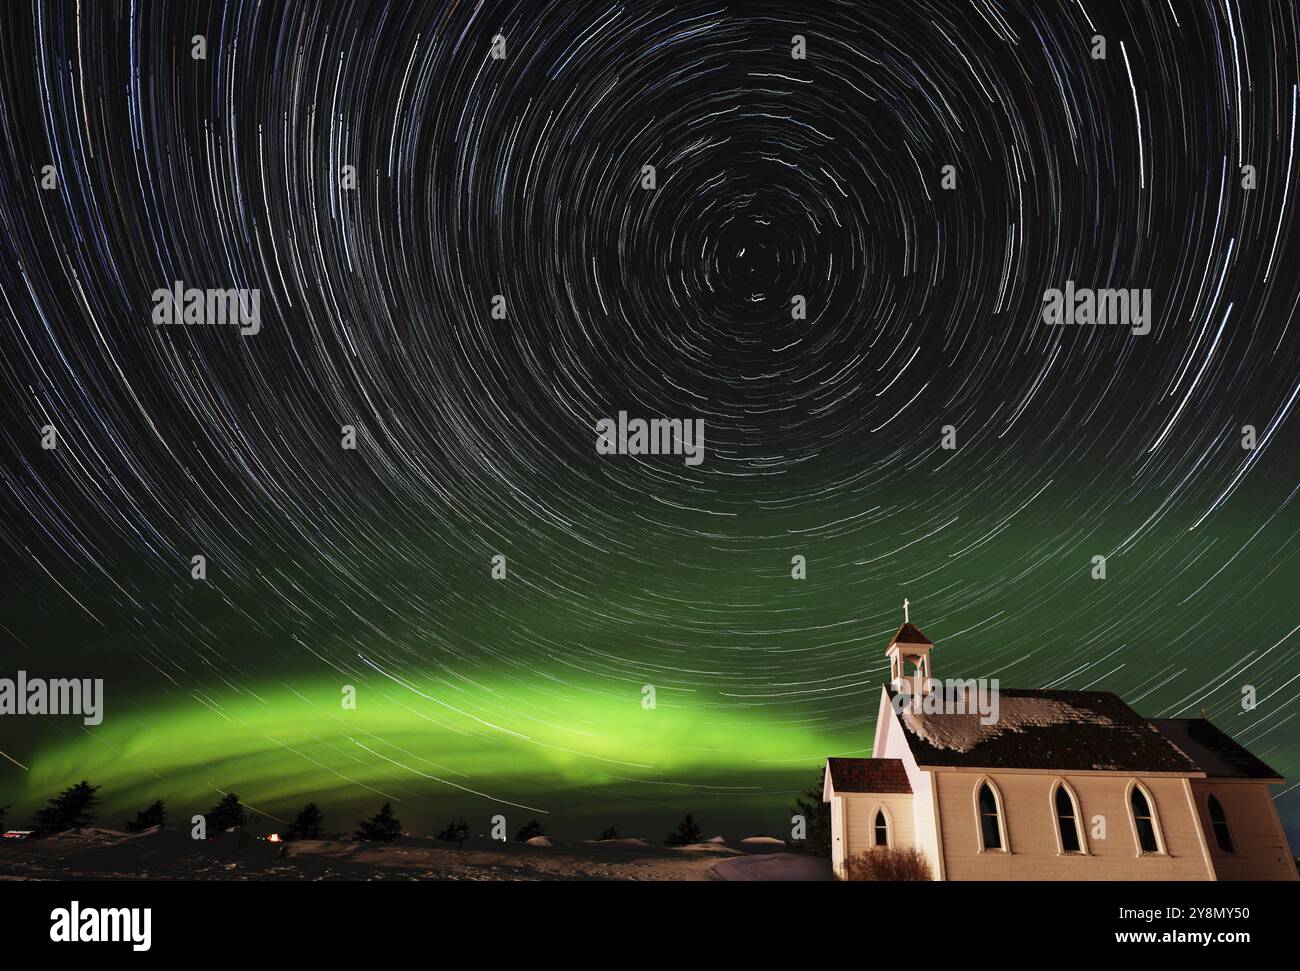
[823, 616, 1297, 880]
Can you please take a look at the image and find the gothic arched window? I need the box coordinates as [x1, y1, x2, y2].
[874, 808, 889, 847]
[1208, 794, 1235, 853]
[977, 781, 1005, 851]
[1130, 783, 1162, 854]
[1054, 782, 1084, 854]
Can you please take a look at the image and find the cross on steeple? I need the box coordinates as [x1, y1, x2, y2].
[885, 606, 933, 698]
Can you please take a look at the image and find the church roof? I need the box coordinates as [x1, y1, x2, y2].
[888, 623, 932, 647]
[886, 687, 1201, 773]
[1148, 718, 1283, 780]
[826, 757, 912, 794]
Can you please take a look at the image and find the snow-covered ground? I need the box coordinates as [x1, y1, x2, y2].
[711, 853, 835, 881]
[0, 827, 833, 881]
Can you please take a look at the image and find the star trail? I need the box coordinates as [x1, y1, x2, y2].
[0, 0, 1297, 841]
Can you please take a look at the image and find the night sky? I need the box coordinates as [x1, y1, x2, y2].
[1, 0, 1297, 845]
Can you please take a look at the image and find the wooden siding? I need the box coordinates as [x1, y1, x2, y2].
[1191, 780, 1298, 881]
[934, 770, 1215, 880]
[842, 792, 917, 861]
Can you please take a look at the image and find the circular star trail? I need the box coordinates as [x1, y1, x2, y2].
[0, 0, 1297, 838]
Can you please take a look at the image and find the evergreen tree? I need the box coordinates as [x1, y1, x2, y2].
[286, 803, 325, 840]
[436, 819, 470, 848]
[664, 813, 703, 846]
[596, 825, 621, 841]
[203, 793, 248, 834]
[788, 765, 832, 857]
[30, 780, 100, 836]
[354, 802, 402, 842]
[125, 799, 166, 832]
[514, 819, 546, 841]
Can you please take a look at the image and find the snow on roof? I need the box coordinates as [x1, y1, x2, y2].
[901, 693, 1117, 753]
[887, 687, 1202, 773]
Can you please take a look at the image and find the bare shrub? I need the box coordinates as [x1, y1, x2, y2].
[844, 846, 932, 881]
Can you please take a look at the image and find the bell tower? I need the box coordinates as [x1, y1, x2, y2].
[885, 598, 934, 697]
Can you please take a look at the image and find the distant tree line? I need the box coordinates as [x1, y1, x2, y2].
[2, 781, 409, 845]
[3, 772, 833, 848]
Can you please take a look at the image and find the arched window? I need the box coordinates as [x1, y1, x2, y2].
[1054, 783, 1084, 854]
[873, 808, 889, 847]
[1129, 783, 1162, 854]
[977, 781, 1004, 851]
[1208, 794, 1235, 853]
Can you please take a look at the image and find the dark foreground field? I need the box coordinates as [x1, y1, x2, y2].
[0, 828, 834, 881]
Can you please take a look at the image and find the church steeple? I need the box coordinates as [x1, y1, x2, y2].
[885, 599, 934, 696]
